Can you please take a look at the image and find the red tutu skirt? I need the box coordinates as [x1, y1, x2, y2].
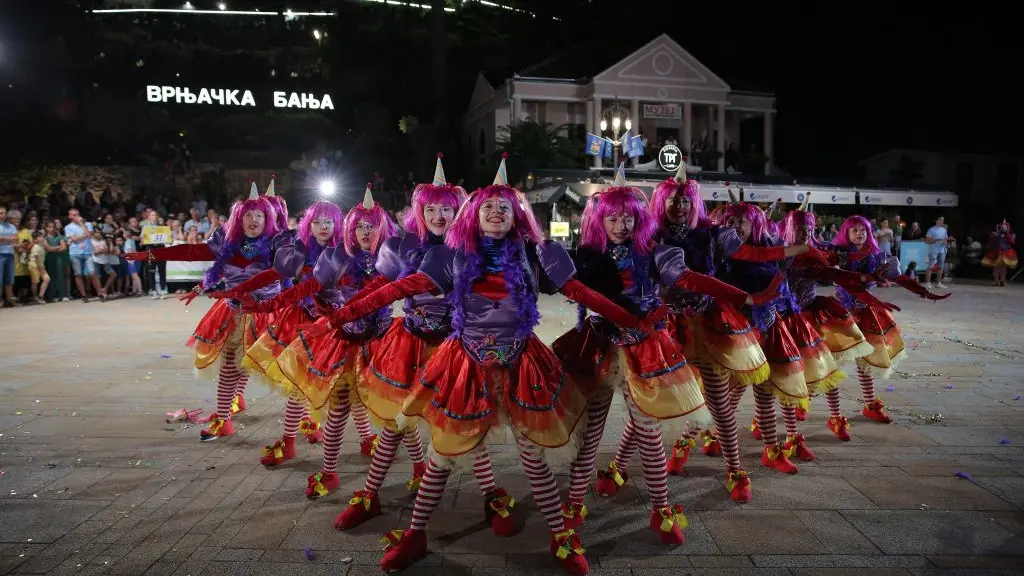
[800, 295, 874, 365]
[273, 316, 367, 411]
[403, 336, 587, 457]
[983, 248, 1018, 269]
[187, 299, 270, 377]
[243, 305, 318, 390]
[781, 311, 844, 395]
[754, 317, 809, 408]
[853, 305, 906, 378]
[669, 302, 769, 386]
[552, 321, 705, 422]
[359, 318, 438, 427]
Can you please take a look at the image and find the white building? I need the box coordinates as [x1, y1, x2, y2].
[463, 34, 776, 175]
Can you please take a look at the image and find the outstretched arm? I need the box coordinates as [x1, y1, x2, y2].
[791, 263, 869, 291]
[560, 279, 641, 330]
[243, 277, 323, 314]
[672, 269, 751, 310]
[124, 243, 215, 262]
[329, 272, 436, 326]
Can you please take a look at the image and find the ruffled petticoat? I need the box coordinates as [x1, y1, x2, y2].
[752, 314, 810, 409]
[242, 305, 318, 395]
[852, 305, 906, 379]
[552, 320, 711, 441]
[358, 318, 438, 431]
[982, 248, 1018, 268]
[800, 295, 874, 366]
[187, 299, 270, 382]
[402, 336, 586, 460]
[669, 300, 769, 386]
[272, 316, 368, 413]
[780, 310, 845, 396]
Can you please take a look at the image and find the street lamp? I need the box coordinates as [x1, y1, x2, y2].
[600, 103, 633, 167]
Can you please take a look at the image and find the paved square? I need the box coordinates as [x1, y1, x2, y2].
[1, 284, 1023, 576]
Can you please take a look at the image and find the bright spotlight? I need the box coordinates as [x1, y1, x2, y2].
[218, 2, 227, 9]
[319, 181, 335, 196]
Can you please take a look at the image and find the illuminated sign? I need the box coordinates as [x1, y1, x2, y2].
[145, 86, 334, 110]
[658, 144, 682, 172]
[550, 222, 570, 237]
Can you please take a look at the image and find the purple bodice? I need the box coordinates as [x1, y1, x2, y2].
[786, 272, 818, 309]
[312, 246, 391, 339]
[834, 250, 899, 310]
[205, 230, 281, 303]
[376, 234, 451, 338]
[574, 242, 666, 346]
[419, 239, 575, 366]
[720, 236, 797, 331]
[991, 232, 1015, 250]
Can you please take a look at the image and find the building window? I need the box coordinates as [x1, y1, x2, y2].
[521, 101, 546, 124]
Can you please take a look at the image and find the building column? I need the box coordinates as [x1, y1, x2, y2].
[763, 111, 774, 175]
[512, 96, 522, 126]
[682, 102, 692, 159]
[592, 96, 603, 169]
[629, 99, 640, 166]
[716, 103, 726, 172]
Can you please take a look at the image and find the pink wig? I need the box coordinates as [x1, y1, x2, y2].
[297, 200, 345, 249]
[342, 202, 398, 256]
[403, 183, 467, 242]
[265, 195, 289, 231]
[781, 210, 817, 245]
[721, 202, 769, 245]
[580, 186, 657, 255]
[445, 185, 543, 254]
[225, 196, 280, 244]
[833, 215, 880, 253]
[650, 178, 706, 230]
[707, 204, 728, 225]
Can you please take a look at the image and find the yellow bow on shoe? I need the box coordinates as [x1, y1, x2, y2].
[563, 504, 588, 521]
[658, 505, 689, 532]
[230, 396, 241, 414]
[309, 472, 329, 497]
[603, 462, 625, 487]
[553, 529, 585, 560]
[380, 529, 404, 551]
[261, 441, 284, 460]
[298, 419, 319, 434]
[349, 490, 375, 511]
[207, 415, 225, 435]
[488, 494, 516, 518]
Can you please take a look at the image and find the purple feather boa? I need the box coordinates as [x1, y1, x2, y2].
[204, 235, 272, 288]
[450, 239, 540, 340]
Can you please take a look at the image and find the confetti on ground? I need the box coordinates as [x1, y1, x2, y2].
[944, 336, 1018, 359]
[945, 383, 956, 389]
[1000, 439, 1012, 445]
[161, 354, 172, 358]
[885, 385, 896, 392]
[954, 471, 974, 481]
[303, 547, 315, 561]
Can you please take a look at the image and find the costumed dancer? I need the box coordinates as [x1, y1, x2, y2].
[223, 199, 350, 464]
[983, 219, 1017, 286]
[605, 176, 816, 495]
[325, 157, 646, 575]
[127, 183, 283, 440]
[553, 166, 766, 533]
[242, 185, 399, 498]
[333, 155, 508, 535]
[830, 216, 949, 424]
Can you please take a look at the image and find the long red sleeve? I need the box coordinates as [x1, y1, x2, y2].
[247, 277, 322, 314]
[891, 275, 951, 301]
[560, 279, 641, 330]
[125, 243, 215, 262]
[229, 268, 283, 296]
[796, 264, 866, 290]
[673, 269, 748, 309]
[330, 272, 436, 326]
[345, 275, 389, 305]
[732, 244, 786, 263]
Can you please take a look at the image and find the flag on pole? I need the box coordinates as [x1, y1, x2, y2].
[627, 134, 645, 159]
[584, 133, 606, 157]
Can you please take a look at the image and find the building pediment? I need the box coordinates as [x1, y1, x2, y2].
[594, 34, 730, 92]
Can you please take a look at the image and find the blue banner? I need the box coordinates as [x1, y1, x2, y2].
[584, 133, 607, 157]
[627, 134, 645, 159]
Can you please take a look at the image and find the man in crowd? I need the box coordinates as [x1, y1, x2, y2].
[65, 208, 107, 302]
[0, 206, 18, 307]
[924, 215, 949, 289]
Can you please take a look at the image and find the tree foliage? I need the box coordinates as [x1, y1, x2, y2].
[493, 121, 582, 186]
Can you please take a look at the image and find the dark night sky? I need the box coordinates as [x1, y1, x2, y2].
[0, 0, 1018, 179]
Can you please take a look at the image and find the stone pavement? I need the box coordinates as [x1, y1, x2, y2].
[1, 284, 1023, 576]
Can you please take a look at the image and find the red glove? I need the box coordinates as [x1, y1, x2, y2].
[797, 264, 868, 291]
[346, 275, 389, 305]
[126, 243, 216, 262]
[851, 290, 901, 312]
[330, 272, 436, 327]
[223, 268, 283, 297]
[891, 275, 951, 301]
[560, 279, 641, 330]
[673, 269, 749, 310]
[179, 286, 202, 306]
[244, 277, 322, 314]
[732, 244, 786, 263]
[793, 246, 830, 267]
[641, 304, 670, 333]
[752, 272, 785, 306]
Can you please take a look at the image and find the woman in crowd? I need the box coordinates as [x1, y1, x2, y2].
[983, 219, 1017, 286]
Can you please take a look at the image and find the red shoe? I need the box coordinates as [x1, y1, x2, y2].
[561, 502, 588, 530]
[761, 445, 798, 474]
[304, 470, 340, 499]
[259, 437, 296, 466]
[782, 433, 817, 461]
[667, 437, 695, 475]
[334, 490, 381, 530]
[199, 413, 234, 441]
[380, 529, 427, 572]
[406, 461, 427, 492]
[862, 399, 892, 423]
[701, 430, 722, 457]
[231, 394, 246, 415]
[726, 470, 752, 503]
[595, 462, 628, 497]
[550, 529, 589, 576]
[360, 434, 379, 457]
[650, 505, 687, 545]
[298, 417, 322, 444]
[484, 488, 517, 536]
[749, 418, 763, 440]
[828, 416, 852, 441]
[795, 407, 808, 421]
